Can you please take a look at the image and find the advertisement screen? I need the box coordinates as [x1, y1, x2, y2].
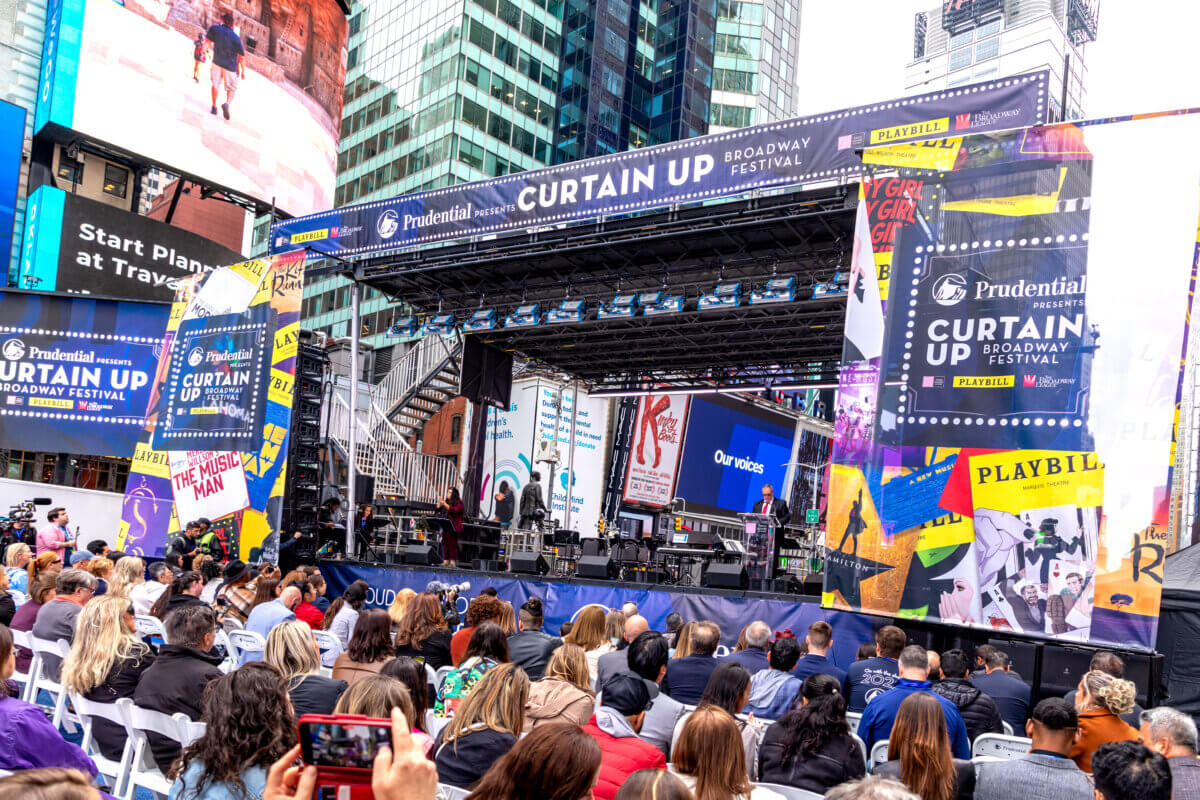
[38, 0, 347, 216]
[0, 100, 24, 268]
[20, 186, 243, 302]
[674, 395, 795, 519]
[0, 290, 168, 457]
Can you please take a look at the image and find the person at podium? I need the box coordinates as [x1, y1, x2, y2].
[752, 484, 790, 526]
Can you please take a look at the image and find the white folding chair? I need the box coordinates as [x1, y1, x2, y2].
[120, 699, 206, 800]
[313, 629, 344, 668]
[714, 645, 730, 657]
[971, 732, 1032, 761]
[437, 784, 471, 800]
[30, 636, 78, 731]
[434, 665, 454, 692]
[753, 783, 823, 800]
[869, 738, 890, 768]
[846, 710, 863, 734]
[1002, 720, 1014, 736]
[223, 616, 244, 632]
[427, 712, 450, 739]
[8, 588, 26, 607]
[228, 629, 267, 664]
[851, 731, 869, 770]
[213, 629, 236, 673]
[8, 628, 34, 701]
[69, 691, 133, 797]
[133, 615, 167, 644]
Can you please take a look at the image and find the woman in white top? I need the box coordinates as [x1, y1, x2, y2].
[198, 558, 223, 604]
[671, 706, 785, 800]
[323, 579, 369, 648]
[563, 605, 613, 688]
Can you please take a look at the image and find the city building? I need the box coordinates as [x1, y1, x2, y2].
[905, 0, 1098, 121]
[301, 0, 802, 350]
[0, 0, 46, 281]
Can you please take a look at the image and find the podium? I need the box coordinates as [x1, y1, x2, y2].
[738, 512, 779, 584]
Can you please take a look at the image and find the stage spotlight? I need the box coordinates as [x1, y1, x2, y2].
[419, 313, 457, 337]
[504, 303, 542, 328]
[750, 276, 796, 305]
[812, 281, 847, 299]
[698, 281, 741, 311]
[640, 291, 684, 316]
[546, 298, 586, 323]
[387, 315, 417, 337]
[462, 309, 497, 332]
[598, 292, 640, 319]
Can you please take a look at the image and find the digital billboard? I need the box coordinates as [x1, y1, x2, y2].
[674, 395, 795, 519]
[0, 100, 25, 269]
[0, 290, 169, 457]
[20, 185, 243, 302]
[36, 0, 347, 216]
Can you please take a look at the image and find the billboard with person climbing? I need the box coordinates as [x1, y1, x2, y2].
[35, 0, 348, 215]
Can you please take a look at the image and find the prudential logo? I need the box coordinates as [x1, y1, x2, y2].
[932, 274, 967, 306]
[376, 209, 399, 240]
[713, 449, 765, 474]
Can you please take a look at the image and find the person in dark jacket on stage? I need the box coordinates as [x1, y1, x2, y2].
[930, 648, 1003, 743]
[518, 472, 547, 530]
[506, 597, 561, 680]
[133, 605, 224, 773]
[759, 673, 866, 794]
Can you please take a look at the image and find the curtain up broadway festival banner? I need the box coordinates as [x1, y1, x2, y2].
[823, 115, 1200, 650]
[117, 253, 305, 559]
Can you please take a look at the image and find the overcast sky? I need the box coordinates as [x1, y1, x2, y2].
[794, 0, 1200, 119]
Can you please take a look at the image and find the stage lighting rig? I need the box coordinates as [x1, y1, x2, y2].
[546, 298, 586, 324]
[750, 276, 796, 305]
[598, 292, 641, 319]
[462, 309, 497, 332]
[698, 281, 741, 311]
[640, 290, 684, 316]
[387, 315, 417, 337]
[420, 313, 457, 337]
[504, 303, 542, 328]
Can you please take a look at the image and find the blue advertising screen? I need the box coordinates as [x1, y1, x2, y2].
[0, 290, 168, 457]
[0, 99, 24, 269]
[674, 395, 795, 518]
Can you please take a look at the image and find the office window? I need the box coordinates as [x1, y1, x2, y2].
[604, 28, 627, 59]
[977, 18, 1001, 37]
[57, 153, 82, 183]
[601, 65, 624, 97]
[948, 29, 973, 49]
[103, 164, 129, 198]
[450, 414, 463, 443]
[975, 37, 999, 61]
[949, 46, 972, 70]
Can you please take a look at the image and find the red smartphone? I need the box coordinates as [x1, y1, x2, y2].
[298, 713, 393, 798]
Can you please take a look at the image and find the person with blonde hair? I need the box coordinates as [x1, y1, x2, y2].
[672, 621, 696, 659]
[107, 555, 145, 599]
[605, 609, 627, 646]
[1071, 669, 1139, 772]
[4, 542, 31, 593]
[264, 619, 347, 717]
[84, 557, 113, 595]
[387, 587, 417, 629]
[435, 662, 529, 789]
[333, 673, 434, 754]
[671, 706, 785, 800]
[564, 605, 614, 687]
[0, 767, 101, 800]
[60, 594, 155, 761]
[496, 601, 517, 636]
[524, 643, 595, 730]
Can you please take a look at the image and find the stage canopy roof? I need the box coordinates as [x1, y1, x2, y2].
[353, 185, 857, 393]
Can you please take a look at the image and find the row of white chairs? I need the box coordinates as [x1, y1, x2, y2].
[868, 732, 1033, 768]
[841, 711, 1011, 738]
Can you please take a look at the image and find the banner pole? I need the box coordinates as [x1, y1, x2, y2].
[347, 278, 360, 559]
[565, 380, 579, 531]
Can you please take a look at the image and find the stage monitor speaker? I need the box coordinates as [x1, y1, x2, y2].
[581, 538, 607, 557]
[1039, 644, 1095, 700]
[577, 555, 617, 580]
[703, 562, 748, 590]
[509, 552, 549, 575]
[355, 476, 376, 507]
[403, 545, 442, 566]
[460, 337, 513, 409]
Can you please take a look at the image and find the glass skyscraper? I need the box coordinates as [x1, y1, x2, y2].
[302, 0, 800, 349]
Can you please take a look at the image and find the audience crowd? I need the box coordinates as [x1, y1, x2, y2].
[0, 542, 1192, 800]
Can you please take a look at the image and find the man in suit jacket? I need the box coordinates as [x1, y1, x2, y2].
[971, 649, 1032, 731]
[662, 620, 721, 705]
[976, 697, 1093, 800]
[721, 620, 770, 676]
[1140, 706, 1200, 799]
[752, 484, 791, 526]
[596, 615, 649, 689]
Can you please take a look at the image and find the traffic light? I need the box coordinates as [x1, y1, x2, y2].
[597, 519, 606, 534]
[675, 516, 682, 531]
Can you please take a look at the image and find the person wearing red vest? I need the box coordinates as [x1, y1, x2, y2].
[583, 673, 667, 800]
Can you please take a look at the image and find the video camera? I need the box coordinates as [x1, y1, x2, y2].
[426, 580, 469, 628]
[0, 496, 51, 548]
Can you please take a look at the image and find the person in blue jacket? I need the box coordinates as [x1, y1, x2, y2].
[857, 645, 970, 759]
[745, 635, 804, 720]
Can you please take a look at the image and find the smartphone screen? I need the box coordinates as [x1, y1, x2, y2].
[299, 721, 392, 769]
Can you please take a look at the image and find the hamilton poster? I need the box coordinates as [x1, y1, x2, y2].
[823, 116, 1200, 650]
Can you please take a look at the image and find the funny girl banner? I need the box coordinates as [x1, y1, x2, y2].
[117, 253, 305, 560]
[823, 113, 1200, 650]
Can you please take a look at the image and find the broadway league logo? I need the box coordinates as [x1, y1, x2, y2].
[2, 339, 25, 360]
[377, 209, 400, 240]
[931, 274, 967, 306]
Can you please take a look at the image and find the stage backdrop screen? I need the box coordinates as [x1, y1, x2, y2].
[0, 290, 168, 457]
[20, 186, 243, 302]
[674, 395, 794, 519]
[36, 0, 347, 216]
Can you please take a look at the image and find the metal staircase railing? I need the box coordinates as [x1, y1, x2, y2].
[372, 335, 462, 440]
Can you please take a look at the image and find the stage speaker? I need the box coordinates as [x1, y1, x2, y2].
[581, 538, 607, 557]
[509, 552, 549, 575]
[703, 562, 748, 590]
[355, 476, 376, 507]
[577, 555, 617, 580]
[403, 545, 442, 566]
